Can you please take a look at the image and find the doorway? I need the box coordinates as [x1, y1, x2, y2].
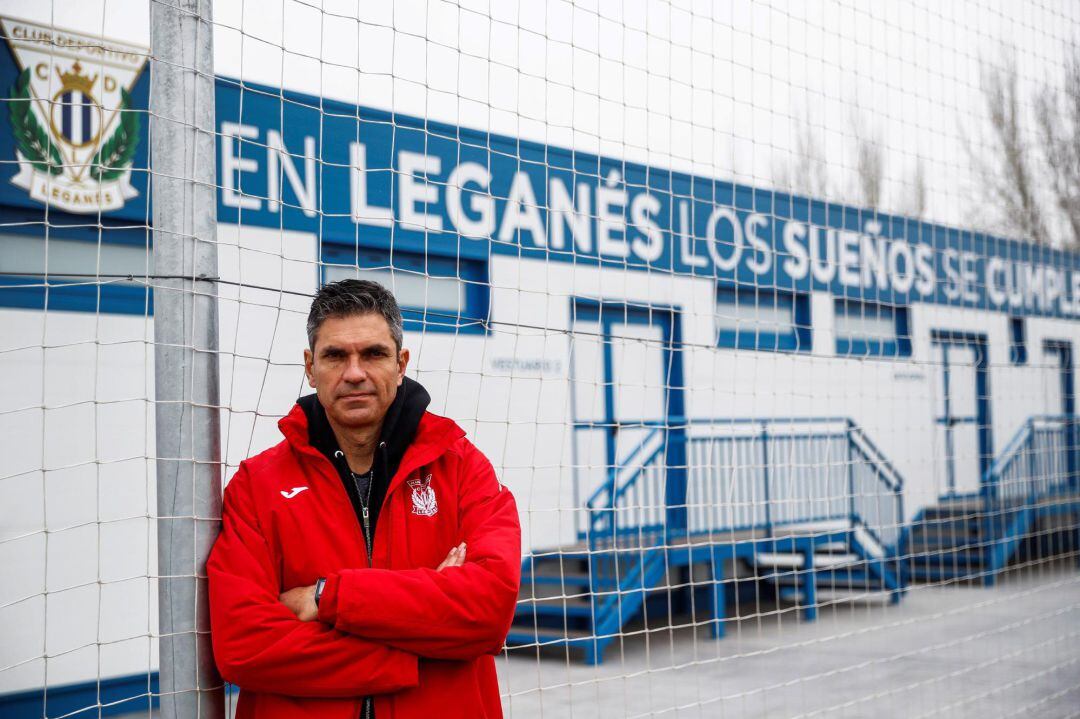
[931, 331, 993, 496]
[569, 299, 687, 536]
[1043, 339, 1076, 490]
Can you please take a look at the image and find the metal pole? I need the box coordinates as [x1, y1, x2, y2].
[150, 0, 224, 717]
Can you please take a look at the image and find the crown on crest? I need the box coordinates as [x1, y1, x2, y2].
[57, 61, 98, 95]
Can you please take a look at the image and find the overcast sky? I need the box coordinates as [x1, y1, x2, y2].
[10, 0, 1080, 241]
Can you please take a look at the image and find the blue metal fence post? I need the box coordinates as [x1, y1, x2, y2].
[710, 552, 727, 639]
[846, 423, 857, 524]
[1067, 415, 1078, 492]
[1027, 419, 1037, 503]
[799, 539, 818, 622]
[761, 426, 772, 537]
[665, 424, 689, 542]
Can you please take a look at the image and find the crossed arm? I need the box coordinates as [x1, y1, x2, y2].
[278, 542, 468, 620]
[208, 451, 521, 697]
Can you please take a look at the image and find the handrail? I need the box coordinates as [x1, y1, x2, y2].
[575, 416, 852, 431]
[584, 427, 662, 510]
[611, 444, 665, 506]
[578, 415, 907, 552]
[847, 421, 905, 492]
[984, 418, 1035, 482]
[981, 414, 1076, 503]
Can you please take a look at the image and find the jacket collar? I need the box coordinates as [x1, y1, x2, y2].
[297, 375, 432, 481]
[278, 386, 465, 494]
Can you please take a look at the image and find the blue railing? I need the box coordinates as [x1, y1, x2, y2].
[981, 415, 1078, 504]
[577, 417, 905, 553]
[583, 425, 666, 544]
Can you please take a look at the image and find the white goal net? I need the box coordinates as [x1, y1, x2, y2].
[1, 1, 1079, 718]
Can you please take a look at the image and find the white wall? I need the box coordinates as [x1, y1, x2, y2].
[4, 223, 1080, 694]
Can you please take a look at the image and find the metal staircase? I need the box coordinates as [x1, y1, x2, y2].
[507, 418, 907, 664]
[902, 416, 1080, 585]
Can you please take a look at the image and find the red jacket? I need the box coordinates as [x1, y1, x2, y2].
[207, 403, 521, 719]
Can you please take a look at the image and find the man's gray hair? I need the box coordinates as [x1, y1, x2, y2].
[307, 279, 404, 351]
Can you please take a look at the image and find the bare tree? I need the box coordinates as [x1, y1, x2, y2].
[850, 113, 885, 211]
[965, 52, 1050, 244]
[774, 117, 831, 200]
[903, 155, 928, 220]
[1034, 47, 1080, 246]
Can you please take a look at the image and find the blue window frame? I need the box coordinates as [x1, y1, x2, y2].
[0, 216, 153, 316]
[715, 284, 811, 352]
[834, 299, 911, 357]
[321, 244, 488, 334]
[1009, 317, 1027, 365]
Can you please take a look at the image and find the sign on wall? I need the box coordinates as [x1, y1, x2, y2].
[1, 17, 147, 214]
[1, 14, 1079, 321]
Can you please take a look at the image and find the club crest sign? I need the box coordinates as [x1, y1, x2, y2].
[2, 17, 147, 214]
[408, 474, 438, 517]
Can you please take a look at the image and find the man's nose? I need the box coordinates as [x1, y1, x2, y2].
[341, 356, 367, 383]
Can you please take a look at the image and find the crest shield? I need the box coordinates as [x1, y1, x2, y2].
[2, 17, 147, 213]
[407, 474, 438, 517]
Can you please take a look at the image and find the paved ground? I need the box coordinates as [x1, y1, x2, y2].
[498, 557, 1080, 719]
[121, 556, 1080, 719]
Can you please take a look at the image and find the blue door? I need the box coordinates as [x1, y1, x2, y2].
[1044, 340, 1077, 489]
[931, 331, 992, 496]
[570, 300, 687, 539]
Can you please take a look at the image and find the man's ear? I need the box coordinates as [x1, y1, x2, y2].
[397, 347, 410, 386]
[304, 348, 316, 388]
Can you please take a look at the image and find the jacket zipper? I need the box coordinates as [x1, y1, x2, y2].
[324, 440, 433, 719]
[361, 443, 387, 719]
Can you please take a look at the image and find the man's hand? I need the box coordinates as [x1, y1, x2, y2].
[279, 544, 463, 620]
[279, 584, 318, 622]
[436, 542, 466, 571]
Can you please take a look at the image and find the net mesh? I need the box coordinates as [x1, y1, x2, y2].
[1, 1, 1079, 717]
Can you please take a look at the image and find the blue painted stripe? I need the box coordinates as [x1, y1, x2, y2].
[81, 93, 92, 144]
[0, 673, 156, 719]
[0, 673, 238, 719]
[61, 91, 72, 142]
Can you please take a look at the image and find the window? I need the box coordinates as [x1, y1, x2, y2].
[0, 232, 153, 315]
[321, 245, 488, 334]
[715, 285, 811, 352]
[1009, 317, 1027, 365]
[834, 299, 911, 357]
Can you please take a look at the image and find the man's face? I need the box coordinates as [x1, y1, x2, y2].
[304, 313, 409, 432]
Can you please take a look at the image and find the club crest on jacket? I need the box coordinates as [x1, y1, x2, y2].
[408, 474, 437, 517]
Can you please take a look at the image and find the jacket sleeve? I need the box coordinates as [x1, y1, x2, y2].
[317, 443, 521, 660]
[207, 463, 419, 697]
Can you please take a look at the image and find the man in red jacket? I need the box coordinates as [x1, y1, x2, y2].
[207, 279, 521, 719]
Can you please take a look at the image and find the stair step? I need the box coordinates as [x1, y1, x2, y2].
[906, 551, 988, 567]
[522, 571, 592, 586]
[753, 553, 862, 569]
[815, 570, 877, 582]
[519, 582, 592, 601]
[908, 534, 987, 549]
[776, 582, 892, 602]
[505, 626, 596, 647]
[913, 523, 985, 538]
[515, 595, 595, 619]
[923, 503, 986, 518]
[766, 570, 877, 586]
[906, 566, 989, 581]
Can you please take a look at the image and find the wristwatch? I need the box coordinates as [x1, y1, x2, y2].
[313, 577, 326, 607]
